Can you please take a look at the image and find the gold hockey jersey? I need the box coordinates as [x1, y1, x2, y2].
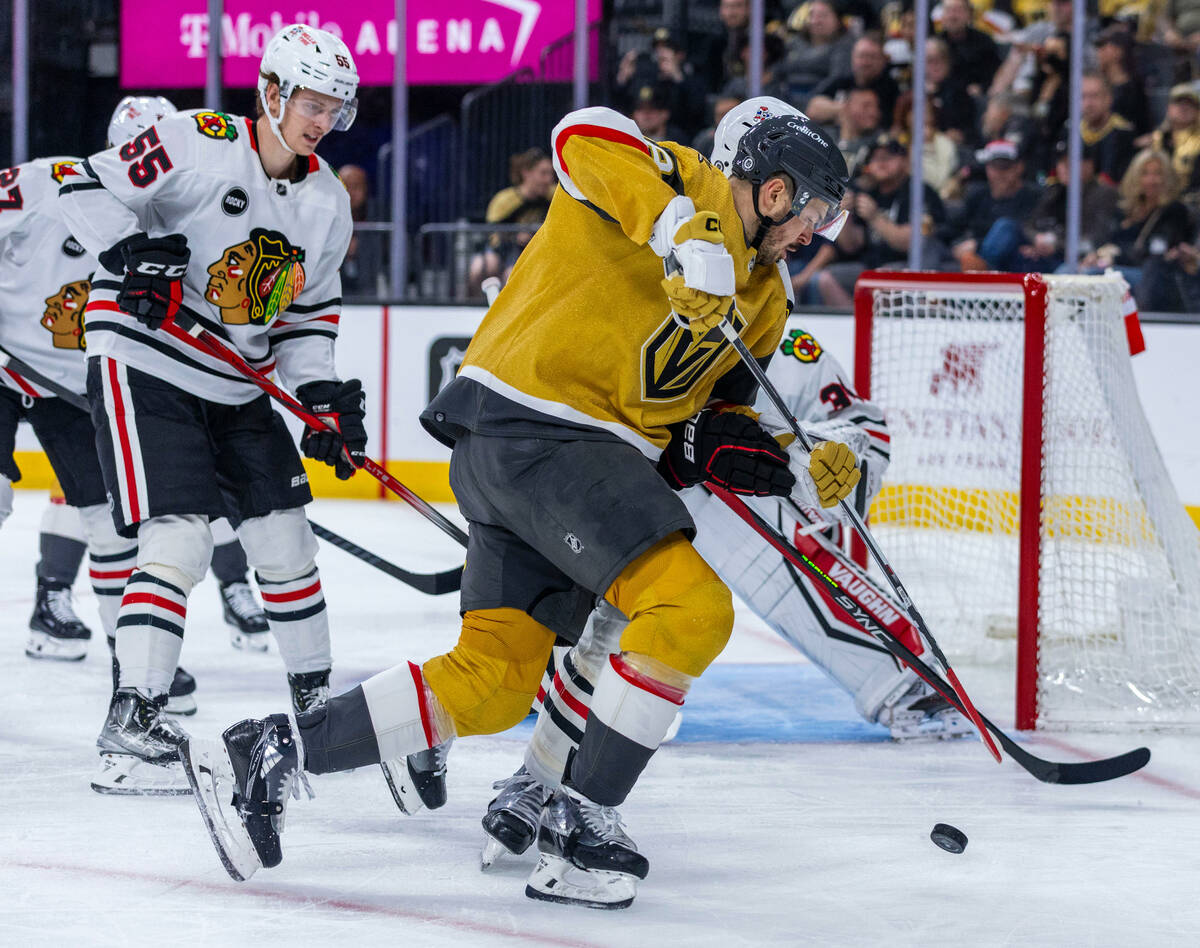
[422, 107, 793, 460]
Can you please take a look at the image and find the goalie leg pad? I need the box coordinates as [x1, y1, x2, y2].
[423, 608, 556, 738]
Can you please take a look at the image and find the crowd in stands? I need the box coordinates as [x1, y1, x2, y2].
[598, 0, 1200, 312]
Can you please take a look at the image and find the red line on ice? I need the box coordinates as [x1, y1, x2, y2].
[1035, 734, 1200, 801]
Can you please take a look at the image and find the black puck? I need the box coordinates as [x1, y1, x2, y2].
[930, 823, 968, 854]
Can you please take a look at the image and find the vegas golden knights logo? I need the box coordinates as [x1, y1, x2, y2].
[42, 278, 89, 349]
[204, 228, 306, 325]
[640, 307, 747, 401]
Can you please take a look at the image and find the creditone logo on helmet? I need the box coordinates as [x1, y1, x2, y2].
[640, 308, 747, 401]
[204, 228, 306, 326]
[193, 111, 239, 141]
[789, 120, 830, 149]
[50, 161, 78, 184]
[42, 279, 89, 350]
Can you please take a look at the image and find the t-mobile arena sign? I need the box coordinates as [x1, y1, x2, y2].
[121, 2, 601, 87]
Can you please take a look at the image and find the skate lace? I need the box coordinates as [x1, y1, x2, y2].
[580, 801, 628, 842]
[45, 587, 80, 625]
[223, 582, 262, 620]
[490, 770, 548, 824]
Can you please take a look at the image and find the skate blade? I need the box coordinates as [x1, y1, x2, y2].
[380, 760, 422, 816]
[164, 694, 198, 716]
[524, 854, 636, 910]
[230, 631, 270, 653]
[661, 709, 683, 743]
[481, 836, 509, 871]
[180, 739, 262, 882]
[890, 713, 976, 742]
[90, 753, 191, 796]
[25, 631, 87, 662]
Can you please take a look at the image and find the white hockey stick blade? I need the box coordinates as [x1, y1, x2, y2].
[380, 760, 423, 816]
[90, 753, 191, 796]
[179, 739, 261, 882]
[525, 854, 638, 910]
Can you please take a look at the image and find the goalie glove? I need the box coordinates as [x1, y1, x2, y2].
[658, 407, 796, 497]
[295, 379, 368, 480]
[649, 195, 736, 334]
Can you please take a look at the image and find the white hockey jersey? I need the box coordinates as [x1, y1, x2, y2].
[58, 110, 352, 405]
[0, 157, 98, 398]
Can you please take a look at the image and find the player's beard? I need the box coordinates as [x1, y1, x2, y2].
[755, 225, 792, 268]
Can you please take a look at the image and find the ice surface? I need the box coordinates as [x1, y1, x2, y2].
[2, 494, 1198, 946]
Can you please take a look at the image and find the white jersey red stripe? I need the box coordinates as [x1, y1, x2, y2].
[98, 356, 150, 525]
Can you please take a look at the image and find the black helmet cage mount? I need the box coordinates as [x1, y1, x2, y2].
[731, 116, 849, 250]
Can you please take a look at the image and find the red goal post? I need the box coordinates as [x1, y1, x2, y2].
[852, 270, 1200, 730]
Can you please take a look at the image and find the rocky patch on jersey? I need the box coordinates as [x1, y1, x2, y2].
[781, 329, 822, 363]
[42, 279, 89, 349]
[640, 307, 747, 401]
[50, 161, 78, 184]
[205, 229, 306, 325]
[193, 111, 239, 141]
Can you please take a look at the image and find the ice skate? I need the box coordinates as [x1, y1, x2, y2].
[164, 666, 198, 716]
[879, 678, 973, 741]
[25, 579, 91, 661]
[481, 766, 553, 869]
[525, 787, 648, 909]
[181, 713, 311, 883]
[91, 688, 190, 795]
[288, 669, 330, 715]
[220, 580, 270, 652]
[381, 739, 452, 815]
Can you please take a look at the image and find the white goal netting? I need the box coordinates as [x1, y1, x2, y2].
[861, 273, 1200, 728]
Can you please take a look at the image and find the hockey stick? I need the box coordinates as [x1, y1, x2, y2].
[710, 484, 1151, 784]
[162, 306, 469, 551]
[307, 518, 462, 596]
[710, 309, 1002, 762]
[0, 346, 89, 412]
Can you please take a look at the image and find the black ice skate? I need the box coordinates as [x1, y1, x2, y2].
[526, 788, 648, 910]
[26, 578, 91, 661]
[288, 669, 330, 715]
[91, 688, 190, 795]
[180, 714, 312, 883]
[165, 666, 198, 716]
[381, 738, 453, 815]
[220, 581, 270, 652]
[879, 677, 973, 741]
[481, 766, 553, 870]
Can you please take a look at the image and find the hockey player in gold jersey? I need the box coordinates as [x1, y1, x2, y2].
[182, 98, 858, 907]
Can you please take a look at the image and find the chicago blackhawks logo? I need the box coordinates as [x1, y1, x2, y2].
[781, 329, 822, 363]
[193, 111, 239, 141]
[641, 307, 747, 402]
[50, 160, 78, 184]
[42, 278, 89, 349]
[205, 228, 306, 325]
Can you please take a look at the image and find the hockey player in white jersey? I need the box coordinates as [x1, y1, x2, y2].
[58, 24, 363, 794]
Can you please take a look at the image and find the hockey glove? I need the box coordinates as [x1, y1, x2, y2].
[296, 379, 368, 480]
[104, 233, 190, 331]
[658, 408, 796, 497]
[650, 195, 736, 335]
[790, 440, 862, 509]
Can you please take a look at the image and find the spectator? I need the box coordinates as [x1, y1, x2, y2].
[782, 0, 855, 99]
[989, 0, 1091, 100]
[980, 91, 1037, 161]
[937, 0, 1001, 97]
[337, 164, 382, 296]
[940, 139, 1040, 271]
[1082, 148, 1192, 307]
[806, 34, 900, 127]
[629, 83, 688, 141]
[1164, 0, 1200, 56]
[614, 28, 708, 137]
[892, 93, 961, 199]
[1095, 24, 1152, 137]
[838, 87, 884, 172]
[692, 0, 753, 93]
[721, 31, 791, 102]
[815, 132, 948, 305]
[467, 148, 556, 294]
[1023, 139, 1121, 270]
[1080, 71, 1137, 186]
[1150, 84, 1200, 203]
[922, 36, 978, 145]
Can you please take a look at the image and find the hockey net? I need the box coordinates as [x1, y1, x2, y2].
[853, 270, 1200, 729]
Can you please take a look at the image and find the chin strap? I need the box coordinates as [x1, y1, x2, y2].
[259, 88, 296, 155]
[746, 180, 794, 254]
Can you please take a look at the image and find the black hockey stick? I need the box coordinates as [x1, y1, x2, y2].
[307, 519, 462, 596]
[707, 306, 1002, 762]
[710, 485, 1151, 785]
[0, 345, 89, 412]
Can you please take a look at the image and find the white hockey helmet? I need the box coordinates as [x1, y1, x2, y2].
[107, 95, 178, 147]
[710, 96, 806, 177]
[258, 23, 359, 153]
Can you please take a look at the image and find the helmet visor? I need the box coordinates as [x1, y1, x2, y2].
[792, 191, 849, 242]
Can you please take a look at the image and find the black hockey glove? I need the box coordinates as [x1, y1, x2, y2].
[102, 233, 191, 331]
[657, 408, 796, 497]
[296, 379, 368, 480]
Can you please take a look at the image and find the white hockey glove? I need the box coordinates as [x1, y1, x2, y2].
[650, 195, 736, 334]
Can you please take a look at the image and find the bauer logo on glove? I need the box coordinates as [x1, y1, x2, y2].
[658, 406, 796, 497]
